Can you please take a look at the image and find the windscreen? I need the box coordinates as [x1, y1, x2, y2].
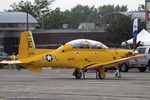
[67, 39, 108, 49]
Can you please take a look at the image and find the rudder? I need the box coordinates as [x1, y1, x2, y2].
[18, 31, 36, 59]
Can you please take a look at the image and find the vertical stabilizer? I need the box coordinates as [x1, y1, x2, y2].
[18, 31, 36, 59]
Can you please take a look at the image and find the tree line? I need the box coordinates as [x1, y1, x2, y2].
[8, 0, 128, 29]
[7, 0, 145, 45]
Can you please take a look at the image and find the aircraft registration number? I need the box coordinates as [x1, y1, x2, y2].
[68, 58, 75, 61]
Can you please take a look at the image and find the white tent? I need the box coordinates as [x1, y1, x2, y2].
[122, 29, 150, 46]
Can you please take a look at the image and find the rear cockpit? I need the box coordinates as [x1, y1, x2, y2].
[67, 39, 108, 49]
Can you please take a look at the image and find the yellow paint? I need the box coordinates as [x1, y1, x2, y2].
[1, 31, 144, 74]
[18, 31, 36, 59]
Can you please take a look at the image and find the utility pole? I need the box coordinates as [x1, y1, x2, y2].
[26, 0, 29, 31]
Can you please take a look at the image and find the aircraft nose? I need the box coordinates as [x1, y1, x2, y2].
[126, 51, 133, 57]
[133, 50, 138, 54]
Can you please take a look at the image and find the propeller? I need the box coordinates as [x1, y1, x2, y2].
[133, 41, 141, 52]
[125, 40, 141, 51]
[125, 41, 141, 57]
[125, 41, 131, 49]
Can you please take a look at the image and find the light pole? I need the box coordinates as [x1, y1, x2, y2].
[26, 12, 29, 31]
[42, 15, 44, 30]
[26, 0, 30, 31]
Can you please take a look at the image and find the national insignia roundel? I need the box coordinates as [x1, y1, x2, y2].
[45, 54, 53, 62]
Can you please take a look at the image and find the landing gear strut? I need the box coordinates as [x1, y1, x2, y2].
[114, 68, 121, 78]
[97, 67, 106, 79]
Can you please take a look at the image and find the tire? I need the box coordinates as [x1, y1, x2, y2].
[120, 64, 129, 72]
[148, 61, 150, 71]
[74, 70, 82, 79]
[98, 72, 105, 79]
[139, 67, 146, 72]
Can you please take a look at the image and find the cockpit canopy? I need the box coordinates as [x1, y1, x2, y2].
[67, 39, 108, 49]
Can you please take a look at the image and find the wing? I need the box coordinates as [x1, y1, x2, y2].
[85, 54, 144, 70]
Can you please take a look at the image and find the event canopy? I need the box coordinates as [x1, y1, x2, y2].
[121, 29, 150, 46]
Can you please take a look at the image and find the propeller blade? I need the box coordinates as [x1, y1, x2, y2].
[133, 41, 141, 51]
[125, 41, 131, 49]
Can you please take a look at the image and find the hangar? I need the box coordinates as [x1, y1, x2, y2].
[0, 12, 38, 54]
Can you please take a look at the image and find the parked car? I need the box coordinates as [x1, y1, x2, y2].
[0, 52, 9, 68]
[0, 52, 9, 61]
[120, 46, 150, 72]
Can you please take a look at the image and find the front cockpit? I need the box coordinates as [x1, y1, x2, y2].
[67, 39, 108, 49]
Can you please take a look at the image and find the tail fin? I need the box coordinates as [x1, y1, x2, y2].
[18, 31, 36, 59]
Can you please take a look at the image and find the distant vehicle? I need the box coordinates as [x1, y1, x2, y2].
[121, 46, 150, 72]
[0, 52, 9, 61]
[0, 52, 9, 68]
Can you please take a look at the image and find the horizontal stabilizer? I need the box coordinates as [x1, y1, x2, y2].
[0, 60, 22, 64]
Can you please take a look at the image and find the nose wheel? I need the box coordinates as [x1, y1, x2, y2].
[114, 68, 121, 78]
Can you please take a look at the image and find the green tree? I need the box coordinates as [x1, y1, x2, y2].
[7, 2, 129, 29]
[62, 10, 77, 28]
[98, 5, 128, 16]
[43, 8, 64, 29]
[86, 8, 99, 23]
[69, 5, 97, 28]
[138, 4, 145, 11]
[43, 8, 76, 29]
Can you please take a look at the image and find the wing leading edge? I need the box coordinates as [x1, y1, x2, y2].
[85, 54, 144, 70]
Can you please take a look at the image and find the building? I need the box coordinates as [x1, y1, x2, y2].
[0, 12, 38, 54]
[33, 29, 106, 49]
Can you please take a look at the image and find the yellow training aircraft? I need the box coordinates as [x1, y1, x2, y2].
[0, 31, 143, 79]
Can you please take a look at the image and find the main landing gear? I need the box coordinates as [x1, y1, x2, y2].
[73, 68, 106, 79]
[72, 69, 82, 79]
[73, 67, 122, 79]
[114, 68, 121, 78]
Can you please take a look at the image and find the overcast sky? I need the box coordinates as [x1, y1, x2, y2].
[0, 0, 145, 11]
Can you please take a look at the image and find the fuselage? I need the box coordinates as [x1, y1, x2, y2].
[24, 44, 132, 70]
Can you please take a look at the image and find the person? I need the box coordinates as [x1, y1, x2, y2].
[9, 52, 17, 70]
[10, 52, 16, 60]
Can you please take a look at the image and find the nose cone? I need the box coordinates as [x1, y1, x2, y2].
[133, 50, 138, 54]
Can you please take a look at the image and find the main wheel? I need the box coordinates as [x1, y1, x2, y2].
[139, 67, 146, 72]
[98, 72, 105, 79]
[74, 70, 82, 79]
[120, 64, 129, 72]
[148, 61, 150, 71]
